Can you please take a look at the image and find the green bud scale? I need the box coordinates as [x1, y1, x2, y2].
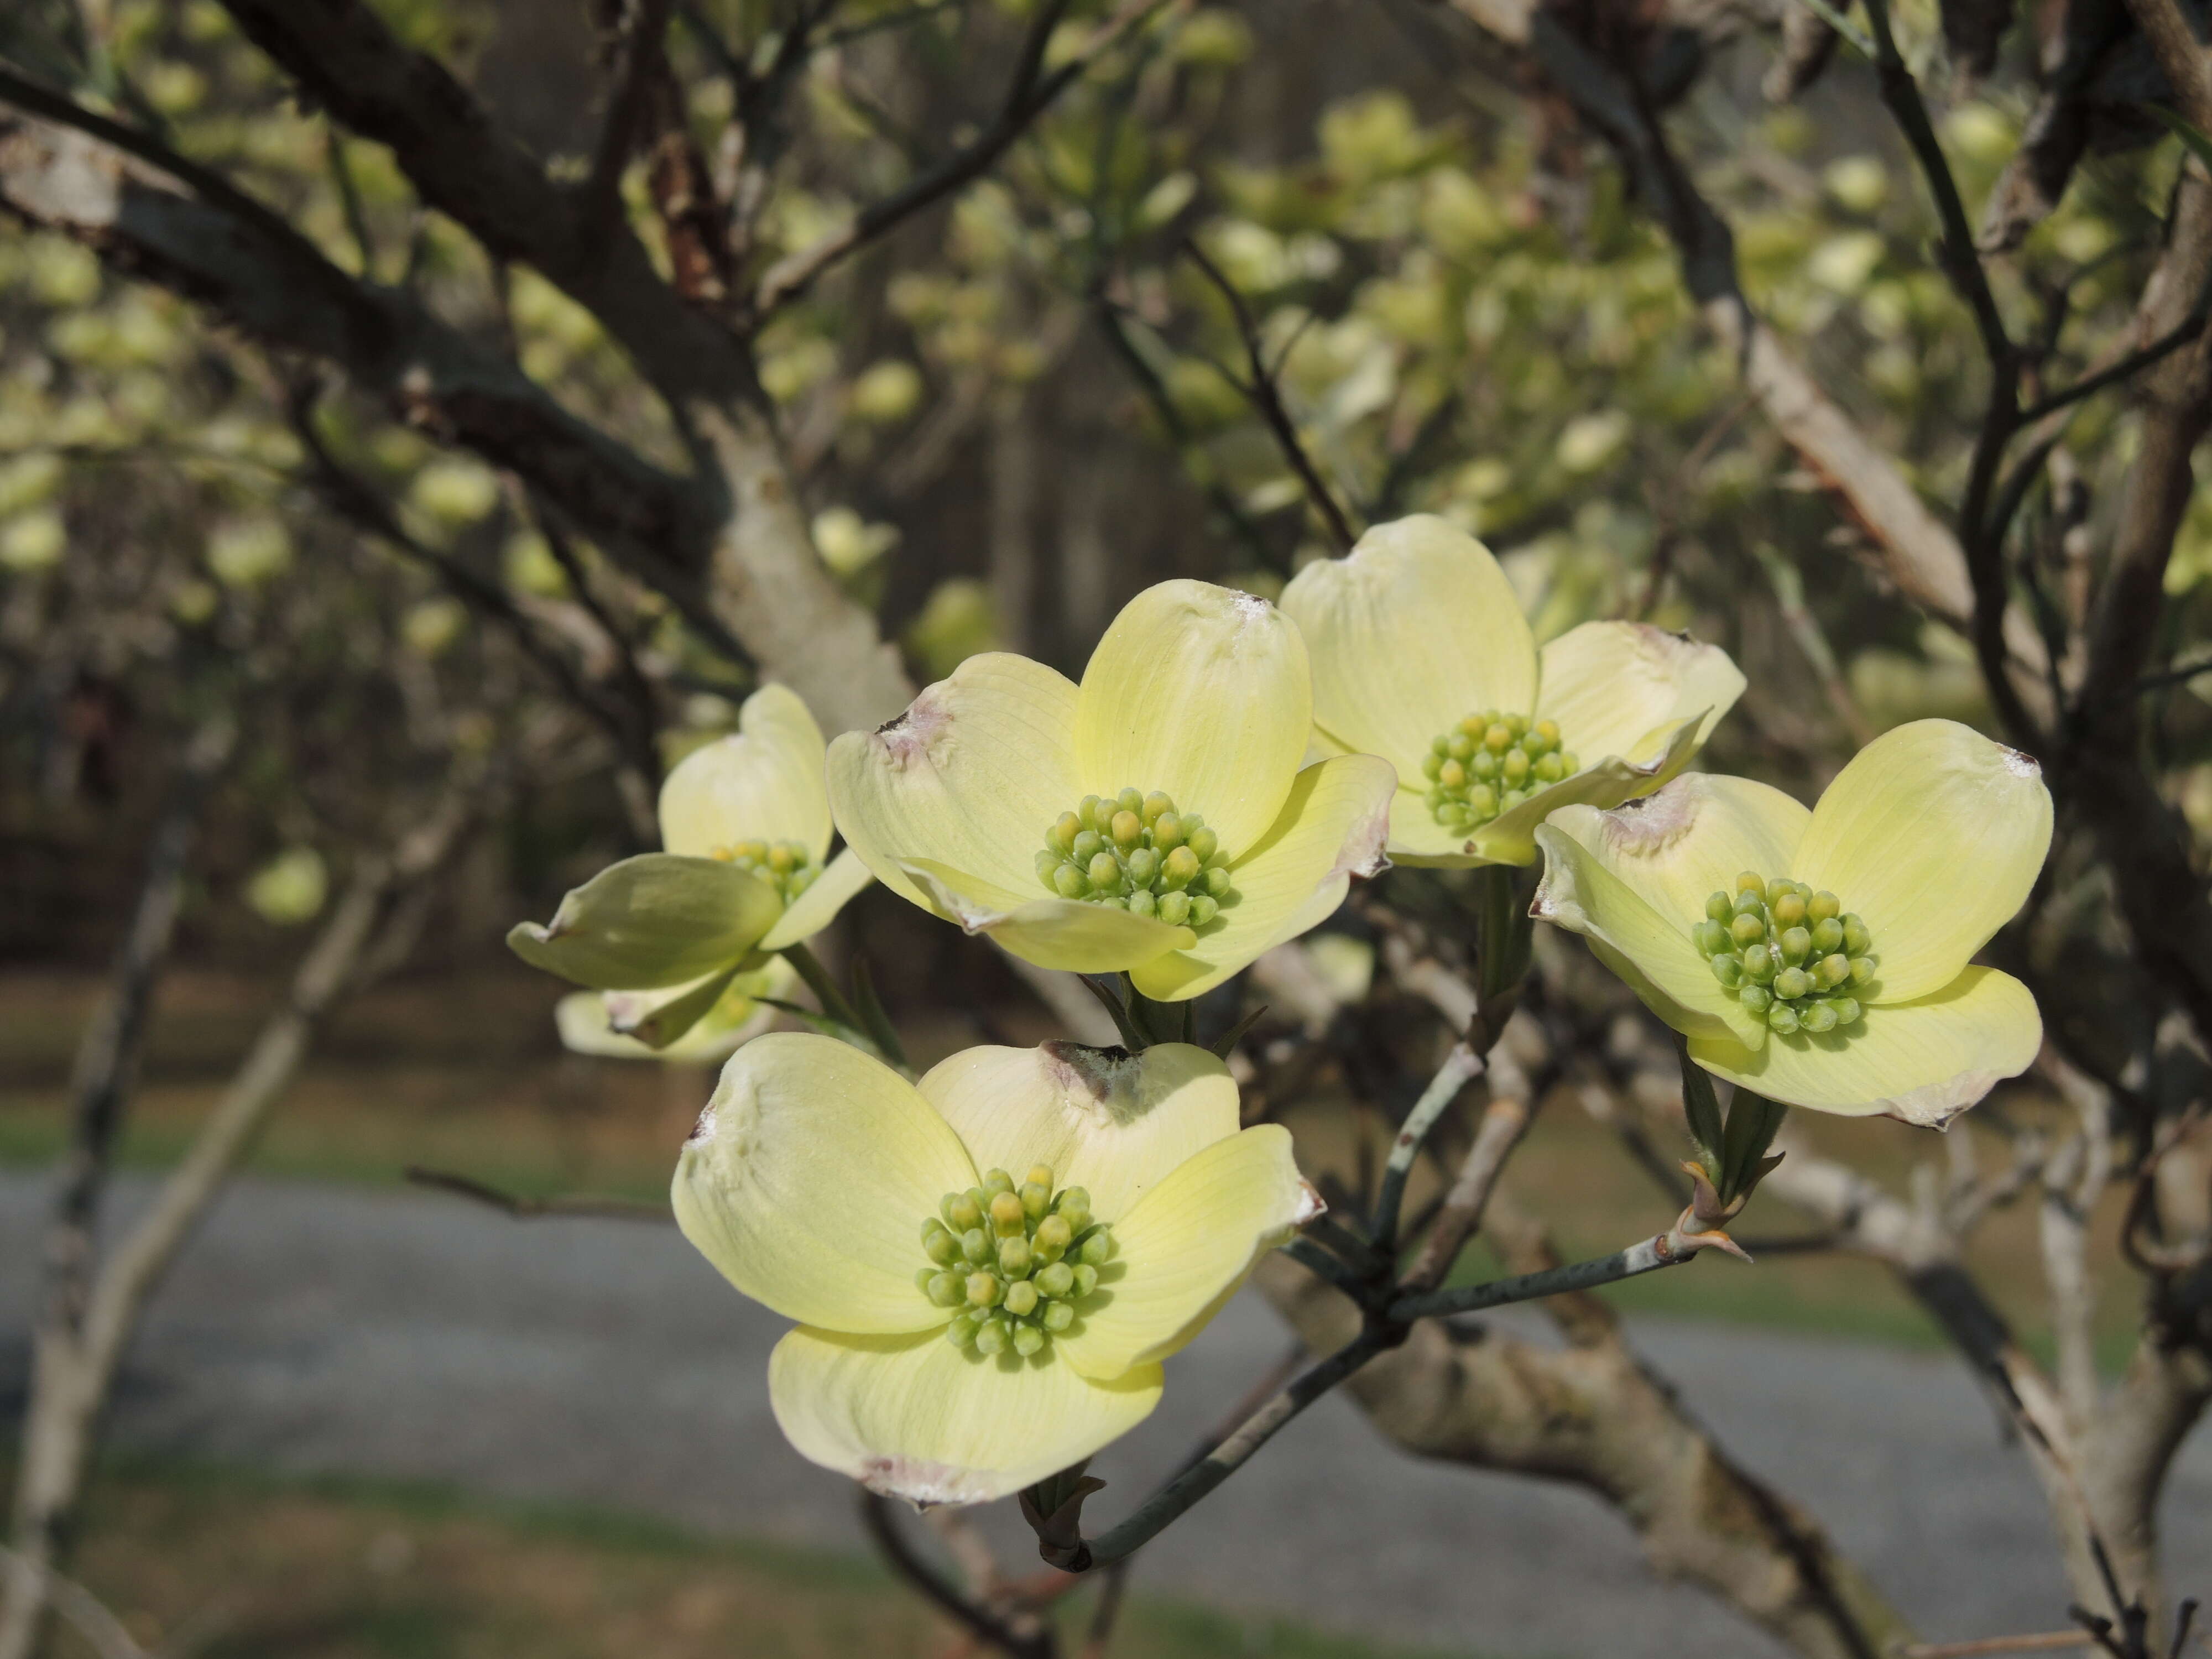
[926, 1162, 1114, 1357]
[1035, 789, 1234, 927]
[707, 838, 820, 902]
[1689, 871, 1875, 1039]
[1423, 712, 1577, 834]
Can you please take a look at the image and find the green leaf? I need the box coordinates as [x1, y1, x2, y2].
[1676, 1036, 1727, 1185]
[1718, 1090, 1788, 1206]
[507, 853, 781, 990]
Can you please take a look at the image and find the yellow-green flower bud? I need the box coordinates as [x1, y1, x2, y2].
[1035, 1213, 1073, 1256]
[1204, 867, 1232, 898]
[1742, 945, 1776, 984]
[1772, 891, 1808, 928]
[1710, 953, 1744, 988]
[1533, 753, 1565, 783]
[1035, 1261, 1075, 1298]
[1448, 731, 1476, 761]
[1765, 878, 1794, 907]
[973, 1317, 1010, 1356]
[916, 1267, 938, 1293]
[1740, 984, 1772, 1014]
[1188, 894, 1219, 926]
[1773, 966, 1812, 1000]
[1078, 795, 1104, 828]
[1079, 1227, 1114, 1266]
[1503, 749, 1530, 785]
[1815, 953, 1850, 989]
[1142, 791, 1173, 823]
[1780, 926, 1812, 965]
[1533, 718, 1561, 746]
[1735, 870, 1764, 895]
[1799, 1001, 1839, 1034]
[1050, 812, 1081, 853]
[989, 1191, 1025, 1235]
[1827, 997, 1861, 1025]
[1004, 1279, 1040, 1317]
[960, 1227, 992, 1264]
[1767, 1001, 1801, 1035]
[1439, 759, 1467, 790]
[1118, 787, 1144, 815]
[945, 1311, 981, 1347]
[1071, 829, 1104, 864]
[1087, 851, 1120, 888]
[1012, 1324, 1046, 1358]
[1152, 811, 1185, 849]
[1483, 723, 1512, 754]
[1071, 1262, 1099, 1297]
[982, 1169, 1014, 1198]
[966, 1271, 1002, 1308]
[1162, 846, 1201, 889]
[1188, 827, 1219, 864]
[1020, 1181, 1052, 1222]
[1157, 890, 1190, 926]
[1111, 810, 1143, 848]
[927, 1270, 966, 1307]
[922, 1220, 958, 1265]
[1848, 956, 1876, 985]
[999, 1235, 1033, 1276]
[1693, 920, 1729, 956]
[1042, 1300, 1075, 1332]
[1126, 847, 1160, 887]
[1810, 917, 1845, 956]
[1729, 913, 1764, 948]
[1841, 915, 1872, 956]
[1809, 890, 1841, 923]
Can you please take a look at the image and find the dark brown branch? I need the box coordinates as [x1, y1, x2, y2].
[752, 0, 1169, 317]
[586, 0, 676, 229]
[401, 1167, 674, 1223]
[860, 1492, 1053, 1659]
[1180, 238, 1360, 552]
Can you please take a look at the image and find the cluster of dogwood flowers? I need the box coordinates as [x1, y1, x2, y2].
[509, 513, 2051, 1505]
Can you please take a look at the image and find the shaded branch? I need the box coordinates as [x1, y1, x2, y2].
[401, 1167, 674, 1222]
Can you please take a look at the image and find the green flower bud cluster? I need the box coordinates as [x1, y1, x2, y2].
[707, 838, 820, 902]
[1035, 788, 1233, 928]
[1689, 871, 1877, 1036]
[1422, 712, 1579, 833]
[916, 1164, 1115, 1359]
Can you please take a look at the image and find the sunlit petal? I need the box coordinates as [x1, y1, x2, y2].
[769, 1326, 1162, 1506]
[919, 1041, 1241, 1223]
[1535, 620, 1745, 772]
[1280, 515, 1538, 781]
[1687, 966, 2041, 1124]
[1057, 1125, 1317, 1381]
[672, 1033, 976, 1332]
[1794, 721, 2053, 1003]
[759, 848, 874, 952]
[1072, 580, 1310, 854]
[659, 684, 835, 862]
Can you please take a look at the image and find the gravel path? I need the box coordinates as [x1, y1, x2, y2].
[3, 1171, 2206, 1657]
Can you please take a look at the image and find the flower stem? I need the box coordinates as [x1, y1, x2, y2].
[1386, 1232, 1689, 1322]
[780, 942, 905, 1069]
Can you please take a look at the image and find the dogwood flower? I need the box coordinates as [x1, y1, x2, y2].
[1280, 515, 1745, 867]
[509, 685, 872, 1048]
[827, 581, 1396, 1000]
[674, 1032, 1319, 1504]
[1531, 719, 2052, 1124]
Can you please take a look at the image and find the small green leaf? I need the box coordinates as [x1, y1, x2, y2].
[1676, 1036, 1728, 1185]
[1718, 1090, 1789, 1206]
[507, 853, 780, 989]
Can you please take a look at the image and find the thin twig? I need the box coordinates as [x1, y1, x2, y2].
[860, 1492, 1052, 1659]
[1181, 238, 1360, 552]
[1389, 1231, 1690, 1322]
[1399, 1091, 1532, 1292]
[753, 0, 1172, 315]
[403, 1167, 673, 1222]
[1897, 1631, 2100, 1657]
[1368, 1041, 1483, 1249]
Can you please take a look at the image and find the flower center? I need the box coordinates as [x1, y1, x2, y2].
[1422, 713, 1577, 832]
[1035, 789, 1234, 928]
[707, 838, 819, 902]
[917, 1164, 1115, 1358]
[1689, 871, 1877, 1037]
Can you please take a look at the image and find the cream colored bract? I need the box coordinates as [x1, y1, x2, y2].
[826, 580, 1397, 1000]
[1280, 514, 1746, 867]
[674, 1033, 1319, 1505]
[508, 684, 873, 1051]
[1531, 719, 2052, 1123]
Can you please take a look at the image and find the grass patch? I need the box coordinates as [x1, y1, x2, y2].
[40, 1456, 1494, 1659]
